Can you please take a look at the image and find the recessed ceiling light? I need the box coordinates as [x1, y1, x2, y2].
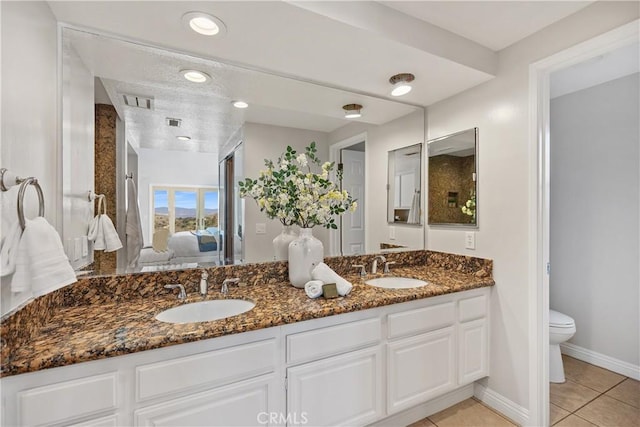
[389, 73, 415, 97]
[181, 69, 211, 83]
[177, 136, 191, 141]
[343, 103, 363, 119]
[182, 12, 227, 36]
[232, 100, 249, 109]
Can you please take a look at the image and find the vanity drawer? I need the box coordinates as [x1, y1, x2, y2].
[18, 373, 117, 426]
[388, 302, 455, 339]
[459, 294, 487, 322]
[136, 338, 277, 402]
[287, 318, 381, 364]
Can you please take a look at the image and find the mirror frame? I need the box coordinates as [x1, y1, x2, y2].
[427, 127, 479, 229]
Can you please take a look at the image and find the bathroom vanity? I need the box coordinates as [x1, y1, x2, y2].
[0, 251, 493, 426]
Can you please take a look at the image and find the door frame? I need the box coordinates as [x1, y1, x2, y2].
[329, 132, 368, 256]
[528, 20, 638, 426]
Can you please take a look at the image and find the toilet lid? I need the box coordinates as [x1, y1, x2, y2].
[550, 310, 575, 327]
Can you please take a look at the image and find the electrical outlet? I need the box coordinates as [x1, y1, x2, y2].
[389, 226, 395, 240]
[81, 236, 88, 257]
[255, 223, 266, 235]
[465, 231, 476, 250]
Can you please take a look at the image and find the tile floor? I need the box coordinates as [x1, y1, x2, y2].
[408, 355, 639, 427]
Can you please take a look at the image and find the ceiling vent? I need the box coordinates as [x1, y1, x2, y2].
[166, 117, 182, 127]
[122, 93, 154, 110]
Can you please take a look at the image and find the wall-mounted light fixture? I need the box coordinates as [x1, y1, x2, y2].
[181, 69, 211, 83]
[343, 103, 363, 119]
[389, 73, 415, 97]
[182, 12, 227, 36]
[177, 136, 191, 141]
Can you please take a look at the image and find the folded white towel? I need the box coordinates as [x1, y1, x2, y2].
[101, 215, 123, 252]
[11, 217, 77, 297]
[1, 186, 21, 276]
[304, 280, 324, 299]
[87, 214, 105, 249]
[0, 222, 21, 277]
[311, 262, 352, 296]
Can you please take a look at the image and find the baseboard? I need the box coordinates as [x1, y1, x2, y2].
[367, 384, 474, 427]
[561, 342, 640, 380]
[474, 383, 530, 426]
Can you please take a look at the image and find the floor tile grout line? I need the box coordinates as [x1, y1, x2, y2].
[563, 374, 627, 395]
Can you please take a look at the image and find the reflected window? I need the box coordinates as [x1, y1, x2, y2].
[152, 186, 219, 235]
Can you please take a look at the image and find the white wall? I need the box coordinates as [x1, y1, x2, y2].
[242, 122, 330, 263]
[137, 148, 219, 244]
[550, 73, 639, 367]
[0, 1, 58, 316]
[329, 110, 425, 253]
[61, 44, 94, 269]
[425, 1, 639, 414]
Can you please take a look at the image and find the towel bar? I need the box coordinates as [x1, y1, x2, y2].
[17, 177, 45, 230]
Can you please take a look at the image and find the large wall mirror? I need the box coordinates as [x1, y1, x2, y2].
[427, 128, 478, 227]
[61, 26, 425, 276]
[387, 144, 422, 225]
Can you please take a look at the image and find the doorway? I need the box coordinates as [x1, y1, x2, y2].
[218, 143, 245, 265]
[330, 133, 367, 256]
[529, 20, 638, 426]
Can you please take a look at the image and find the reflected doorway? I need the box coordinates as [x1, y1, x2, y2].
[331, 135, 366, 256]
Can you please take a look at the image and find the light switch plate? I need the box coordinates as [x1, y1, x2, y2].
[389, 226, 395, 240]
[255, 223, 266, 234]
[81, 236, 88, 257]
[465, 231, 476, 250]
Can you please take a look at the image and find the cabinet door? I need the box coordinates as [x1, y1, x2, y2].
[134, 374, 280, 427]
[387, 327, 456, 414]
[459, 318, 489, 385]
[287, 346, 383, 427]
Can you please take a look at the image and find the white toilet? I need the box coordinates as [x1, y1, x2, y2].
[549, 309, 576, 383]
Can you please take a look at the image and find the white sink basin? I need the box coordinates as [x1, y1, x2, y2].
[156, 299, 255, 324]
[365, 277, 428, 289]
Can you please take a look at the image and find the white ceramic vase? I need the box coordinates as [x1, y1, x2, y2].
[288, 228, 323, 288]
[273, 225, 297, 261]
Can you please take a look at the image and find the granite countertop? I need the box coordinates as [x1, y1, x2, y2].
[1, 255, 494, 377]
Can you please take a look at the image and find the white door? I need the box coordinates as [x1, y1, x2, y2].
[459, 318, 489, 385]
[387, 327, 456, 414]
[340, 149, 365, 255]
[287, 346, 383, 427]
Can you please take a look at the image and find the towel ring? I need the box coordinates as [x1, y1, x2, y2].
[17, 177, 45, 231]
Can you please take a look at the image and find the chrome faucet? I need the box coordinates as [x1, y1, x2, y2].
[199, 270, 210, 296]
[371, 255, 386, 274]
[221, 278, 240, 295]
[164, 284, 187, 301]
[384, 261, 396, 274]
[352, 264, 367, 277]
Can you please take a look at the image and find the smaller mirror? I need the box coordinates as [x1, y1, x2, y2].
[387, 143, 423, 225]
[428, 128, 478, 227]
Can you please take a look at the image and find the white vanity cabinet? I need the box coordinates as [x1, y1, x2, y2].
[0, 328, 283, 427]
[386, 299, 457, 414]
[1, 287, 490, 427]
[285, 318, 384, 426]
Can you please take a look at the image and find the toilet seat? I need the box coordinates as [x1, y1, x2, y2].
[550, 309, 575, 328]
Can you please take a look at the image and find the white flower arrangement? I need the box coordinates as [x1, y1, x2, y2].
[239, 142, 357, 229]
[461, 191, 476, 219]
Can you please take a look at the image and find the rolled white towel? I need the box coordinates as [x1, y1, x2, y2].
[311, 262, 352, 296]
[304, 280, 324, 299]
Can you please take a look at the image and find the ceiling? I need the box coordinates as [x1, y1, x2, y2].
[49, 1, 595, 107]
[53, 1, 598, 154]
